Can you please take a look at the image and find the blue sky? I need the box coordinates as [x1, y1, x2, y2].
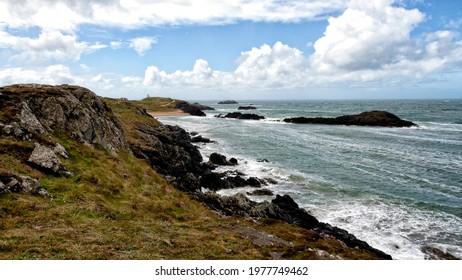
[1, 0, 462, 100]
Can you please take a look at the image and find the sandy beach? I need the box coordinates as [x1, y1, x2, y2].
[148, 109, 190, 117]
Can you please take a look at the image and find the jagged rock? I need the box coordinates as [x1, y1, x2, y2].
[0, 175, 51, 198]
[132, 123, 208, 192]
[218, 100, 238, 104]
[19, 101, 49, 137]
[247, 189, 274, 196]
[0, 84, 130, 153]
[209, 153, 235, 166]
[28, 143, 66, 175]
[191, 135, 213, 143]
[283, 111, 416, 127]
[229, 158, 238, 165]
[53, 143, 69, 159]
[422, 246, 460, 260]
[175, 101, 208, 116]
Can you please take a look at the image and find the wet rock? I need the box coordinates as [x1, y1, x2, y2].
[215, 112, 265, 120]
[283, 111, 416, 127]
[238, 106, 257, 110]
[27, 143, 67, 175]
[264, 178, 278, 184]
[229, 158, 238, 165]
[209, 153, 235, 166]
[422, 246, 460, 260]
[191, 135, 213, 143]
[247, 189, 274, 196]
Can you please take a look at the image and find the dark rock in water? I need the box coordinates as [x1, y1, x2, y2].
[283, 111, 417, 127]
[257, 159, 270, 163]
[246, 177, 262, 187]
[191, 102, 215, 110]
[192, 192, 392, 260]
[216, 112, 265, 120]
[239, 113, 265, 120]
[209, 152, 235, 166]
[218, 100, 238, 104]
[247, 189, 274, 196]
[191, 135, 213, 143]
[422, 246, 460, 260]
[223, 112, 241, 119]
[175, 101, 206, 116]
[229, 158, 238, 165]
[264, 178, 278, 184]
[238, 106, 257, 110]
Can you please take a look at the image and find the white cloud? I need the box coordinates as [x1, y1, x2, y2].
[0, 29, 106, 63]
[0, 65, 82, 85]
[308, 0, 462, 84]
[0, 0, 348, 31]
[129, 37, 157, 56]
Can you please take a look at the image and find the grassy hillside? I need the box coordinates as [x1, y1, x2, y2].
[0, 95, 382, 259]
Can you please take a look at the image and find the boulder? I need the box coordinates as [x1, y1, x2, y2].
[0, 175, 51, 198]
[283, 111, 416, 127]
[27, 143, 67, 175]
[209, 153, 235, 166]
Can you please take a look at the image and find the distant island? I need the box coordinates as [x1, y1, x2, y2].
[218, 100, 238, 104]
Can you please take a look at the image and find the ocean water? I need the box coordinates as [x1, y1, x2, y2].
[158, 100, 462, 260]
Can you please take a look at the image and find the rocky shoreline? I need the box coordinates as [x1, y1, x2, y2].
[8, 84, 447, 260]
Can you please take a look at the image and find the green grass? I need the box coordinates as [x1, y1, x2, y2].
[0, 97, 384, 260]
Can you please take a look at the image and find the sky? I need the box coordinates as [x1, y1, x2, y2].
[1, 0, 462, 100]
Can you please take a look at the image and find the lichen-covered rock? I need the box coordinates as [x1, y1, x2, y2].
[0, 84, 130, 153]
[0, 175, 51, 198]
[28, 143, 66, 175]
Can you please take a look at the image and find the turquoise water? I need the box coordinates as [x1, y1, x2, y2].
[159, 100, 462, 259]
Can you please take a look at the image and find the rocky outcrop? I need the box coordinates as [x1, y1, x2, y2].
[215, 112, 265, 120]
[218, 100, 238, 104]
[238, 106, 257, 110]
[247, 189, 274, 196]
[283, 111, 416, 127]
[208, 153, 236, 166]
[194, 192, 391, 259]
[130, 122, 209, 192]
[0, 174, 51, 199]
[0, 84, 130, 153]
[175, 101, 210, 116]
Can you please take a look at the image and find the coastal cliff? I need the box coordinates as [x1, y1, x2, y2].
[0, 84, 391, 259]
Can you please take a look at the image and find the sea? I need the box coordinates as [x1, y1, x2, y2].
[158, 99, 462, 260]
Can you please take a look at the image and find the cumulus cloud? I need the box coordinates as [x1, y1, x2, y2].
[0, 65, 82, 85]
[0, 29, 106, 63]
[309, 0, 462, 84]
[129, 37, 157, 56]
